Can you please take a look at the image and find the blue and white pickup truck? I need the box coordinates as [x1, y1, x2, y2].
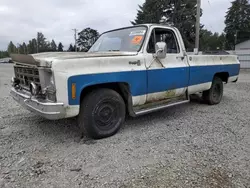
[10, 24, 240, 139]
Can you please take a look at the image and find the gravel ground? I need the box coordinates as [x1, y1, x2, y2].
[0, 63, 249, 188]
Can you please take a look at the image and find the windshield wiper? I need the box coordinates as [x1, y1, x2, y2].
[108, 50, 120, 52]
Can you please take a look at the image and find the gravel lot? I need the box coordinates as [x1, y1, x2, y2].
[0, 63, 249, 188]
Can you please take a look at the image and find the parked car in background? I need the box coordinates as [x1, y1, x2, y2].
[0, 58, 11, 63]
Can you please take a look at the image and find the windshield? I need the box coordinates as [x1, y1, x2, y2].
[89, 26, 147, 52]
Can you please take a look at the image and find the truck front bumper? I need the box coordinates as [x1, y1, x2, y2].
[10, 88, 65, 120]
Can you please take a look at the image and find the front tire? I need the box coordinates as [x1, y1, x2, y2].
[202, 77, 223, 105]
[78, 89, 126, 139]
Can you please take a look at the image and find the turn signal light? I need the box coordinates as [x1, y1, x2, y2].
[72, 83, 76, 100]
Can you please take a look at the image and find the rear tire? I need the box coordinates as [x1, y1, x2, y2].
[78, 88, 126, 139]
[202, 77, 223, 105]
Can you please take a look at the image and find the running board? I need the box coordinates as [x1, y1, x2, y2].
[134, 100, 190, 116]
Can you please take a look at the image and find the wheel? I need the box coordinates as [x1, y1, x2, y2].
[202, 77, 223, 105]
[78, 88, 126, 139]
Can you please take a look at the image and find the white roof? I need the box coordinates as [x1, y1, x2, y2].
[236, 39, 250, 46]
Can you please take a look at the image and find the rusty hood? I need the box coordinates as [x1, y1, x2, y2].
[11, 52, 138, 67]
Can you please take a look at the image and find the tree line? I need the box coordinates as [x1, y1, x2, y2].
[7, 32, 64, 55]
[5, 28, 99, 57]
[1, 0, 249, 58]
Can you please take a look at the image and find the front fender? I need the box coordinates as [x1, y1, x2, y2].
[67, 71, 147, 106]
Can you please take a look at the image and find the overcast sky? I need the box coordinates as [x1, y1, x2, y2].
[0, 0, 231, 51]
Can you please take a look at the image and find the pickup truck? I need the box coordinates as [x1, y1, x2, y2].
[10, 24, 240, 139]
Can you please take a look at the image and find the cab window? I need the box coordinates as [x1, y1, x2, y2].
[147, 28, 180, 54]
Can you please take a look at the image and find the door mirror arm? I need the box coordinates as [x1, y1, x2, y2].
[153, 49, 164, 59]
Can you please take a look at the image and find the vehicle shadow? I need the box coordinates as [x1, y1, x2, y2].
[32, 116, 83, 141]
[28, 94, 207, 142]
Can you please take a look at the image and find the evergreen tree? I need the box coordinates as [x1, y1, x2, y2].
[7, 41, 17, 54]
[224, 0, 250, 49]
[164, 0, 200, 50]
[218, 33, 226, 50]
[27, 40, 32, 54]
[22, 42, 27, 54]
[200, 29, 226, 51]
[27, 39, 38, 54]
[200, 29, 213, 51]
[37, 32, 50, 52]
[77, 28, 99, 51]
[58, 42, 64, 51]
[131, 0, 164, 25]
[50, 40, 57, 51]
[132, 0, 202, 50]
[18, 43, 24, 54]
[68, 44, 75, 52]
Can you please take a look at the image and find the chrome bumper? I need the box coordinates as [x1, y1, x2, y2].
[10, 88, 65, 120]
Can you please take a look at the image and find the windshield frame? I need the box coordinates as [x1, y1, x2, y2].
[88, 25, 148, 53]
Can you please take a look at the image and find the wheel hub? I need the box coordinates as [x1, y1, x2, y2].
[94, 101, 118, 130]
[98, 106, 113, 123]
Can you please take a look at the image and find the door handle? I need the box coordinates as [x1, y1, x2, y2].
[176, 56, 185, 60]
[129, 60, 141, 66]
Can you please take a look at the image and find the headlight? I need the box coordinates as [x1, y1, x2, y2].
[50, 76, 55, 85]
[11, 77, 15, 83]
[45, 73, 56, 102]
[11, 77, 20, 87]
[30, 82, 39, 96]
[39, 68, 57, 102]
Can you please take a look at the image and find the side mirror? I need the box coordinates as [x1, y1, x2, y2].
[154, 42, 167, 59]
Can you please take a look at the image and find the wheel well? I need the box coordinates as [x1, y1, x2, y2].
[214, 72, 229, 83]
[80, 82, 131, 112]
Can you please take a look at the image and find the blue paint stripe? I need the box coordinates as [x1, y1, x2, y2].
[68, 64, 240, 105]
[68, 70, 147, 105]
[189, 64, 240, 86]
[147, 67, 189, 94]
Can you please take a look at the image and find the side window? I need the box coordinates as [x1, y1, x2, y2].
[147, 28, 180, 54]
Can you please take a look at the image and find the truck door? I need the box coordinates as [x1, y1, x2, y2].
[145, 27, 189, 103]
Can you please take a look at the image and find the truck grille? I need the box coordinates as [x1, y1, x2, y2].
[14, 65, 40, 89]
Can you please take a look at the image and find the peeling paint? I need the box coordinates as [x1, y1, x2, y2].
[165, 90, 176, 98]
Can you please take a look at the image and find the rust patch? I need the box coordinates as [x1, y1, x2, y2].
[165, 90, 176, 98]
